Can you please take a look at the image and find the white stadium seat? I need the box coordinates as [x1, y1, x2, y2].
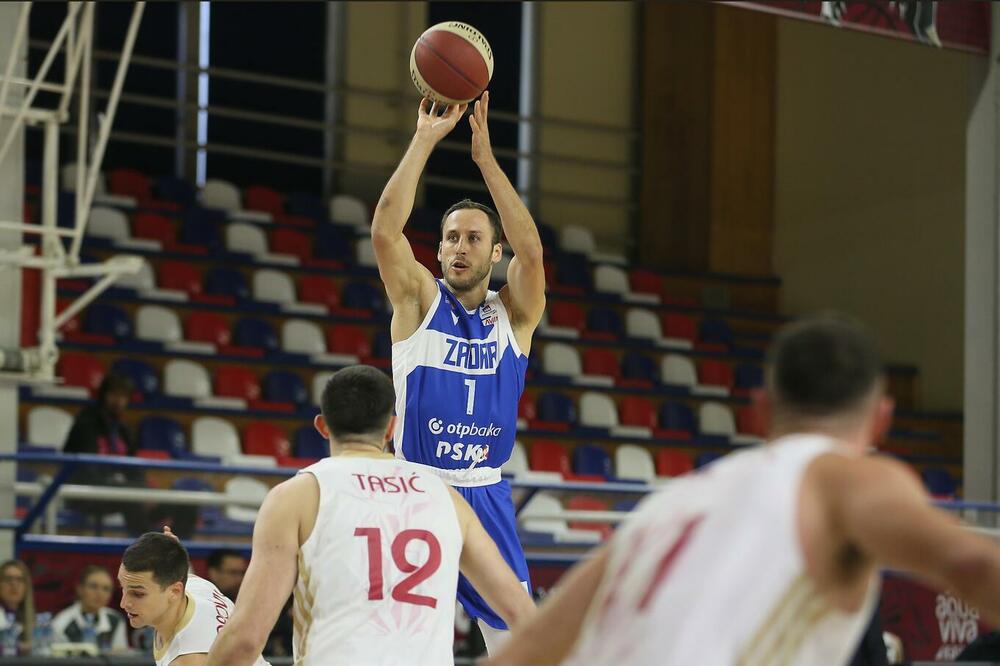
[661, 354, 697, 387]
[312, 371, 334, 407]
[164, 359, 212, 399]
[192, 416, 241, 458]
[117, 258, 155, 291]
[594, 264, 629, 295]
[579, 391, 618, 429]
[253, 269, 296, 304]
[87, 207, 130, 241]
[560, 225, 596, 256]
[282, 319, 326, 355]
[226, 222, 269, 255]
[27, 406, 73, 449]
[493, 253, 511, 282]
[356, 238, 377, 268]
[224, 477, 270, 522]
[615, 444, 655, 482]
[542, 342, 582, 377]
[330, 194, 369, 228]
[699, 402, 737, 438]
[136, 305, 182, 343]
[502, 441, 529, 477]
[625, 308, 662, 340]
[521, 492, 601, 544]
[202, 179, 241, 212]
[61, 163, 107, 194]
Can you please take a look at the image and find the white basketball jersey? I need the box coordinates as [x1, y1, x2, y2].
[293, 456, 463, 665]
[154, 575, 268, 666]
[566, 435, 879, 666]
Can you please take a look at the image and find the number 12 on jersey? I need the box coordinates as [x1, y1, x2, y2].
[354, 527, 442, 608]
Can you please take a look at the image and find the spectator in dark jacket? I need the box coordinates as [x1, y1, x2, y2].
[51, 566, 127, 652]
[63, 372, 195, 538]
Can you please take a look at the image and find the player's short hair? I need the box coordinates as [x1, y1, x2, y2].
[441, 199, 503, 246]
[121, 532, 190, 590]
[320, 365, 396, 440]
[206, 549, 245, 571]
[767, 313, 884, 418]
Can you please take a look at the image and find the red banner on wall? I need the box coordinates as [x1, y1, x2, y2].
[734, 1, 990, 55]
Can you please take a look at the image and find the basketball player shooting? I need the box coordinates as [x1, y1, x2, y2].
[487, 315, 1000, 665]
[205, 366, 535, 666]
[370, 92, 546, 652]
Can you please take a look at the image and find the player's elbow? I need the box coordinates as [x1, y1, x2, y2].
[515, 240, 543, 267]
[499, 591, 536, 631]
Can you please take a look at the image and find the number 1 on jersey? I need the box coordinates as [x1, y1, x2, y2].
[463, 378, 476, 416]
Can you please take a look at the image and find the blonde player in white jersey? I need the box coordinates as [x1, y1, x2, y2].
[206, 365, 535, 666]
[117, 532, 269, 666]
[489, 315, 1000, 666]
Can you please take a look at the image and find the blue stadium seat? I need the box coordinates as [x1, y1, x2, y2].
[699, 318, 734, 347]
[587, 307, 623, 338]
[294, 426, 329, 458]
[613, 499, 638, 512]
[204, 267, 250, 300]
[138, 416, 187, 457]
[171, 477, 221, 525]
[734, 363, 764, 391]
[262, 371, 308, 406]
[155, 176, 197, 207]
[232, 318, 279, 351]
[621, 351, 657, 383]
[536, 391, 576, 423]
[372, 330, 392, 360]
[695, 452, 723, 468]
[315, 224, 354, 263]
[286, 192, 327, 222]
[342, 280, 386, 313]
[555, 252, 592, 290]
[84, 303, 133, 339]
[536, 222, 558, 252]
[659, 401, 696, 435]
[111, 358, 160, 399]
[57, 191, 76, 229]
[180, 208, 224, 247]
[922, 468, 958, 497]
[573, 444, 612, 479]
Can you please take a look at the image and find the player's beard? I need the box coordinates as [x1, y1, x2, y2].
[443, 257, 492, 293]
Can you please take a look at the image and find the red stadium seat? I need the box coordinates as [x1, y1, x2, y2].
[697, 359, 734, 389]
[656, 449, 694, 477]
[243, 422, 291, 457]
[327, 325, 371, 358]
[57, 353, 105, 395]
[108, 168, 152, 201]
[214, 365, 261, 401]
[245, 185, 285, 217]
[629, 269, 661, 296]
[618, 396, 657, 429]
[547, 301, 585, 330]
[582, 348, 620, 381]
[566, 495, 613, 539]
[737, 405, 766, 437]
[412, 243, 439, 272]
[185, 311, 231, 347]
[270, 228, 313, 262]
[297, 275, 341, 311]
[132, 213, 176, 245]
[157, 260, 202, 297]
[529, 440, 571, 477]
[663, 313, 698, 343]
[518, 393, 537, 421]
[136, 450, 170, 461]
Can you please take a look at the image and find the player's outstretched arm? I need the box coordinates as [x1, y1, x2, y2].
[449, 488, 536, 629]
[206, 476, 312, 666]
[469, 92, 545, 332]
[372, 100, 467, 313]
[822, 454, 1000, 627]
[484, 546, 610, 666]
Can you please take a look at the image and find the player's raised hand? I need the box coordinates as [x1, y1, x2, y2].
[416, 98, 468, 144]
[469, 91, 494, 166]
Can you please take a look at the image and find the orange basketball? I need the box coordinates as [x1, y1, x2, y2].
[410, 22, 494, 105]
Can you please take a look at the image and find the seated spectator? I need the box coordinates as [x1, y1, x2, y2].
[205, 549, 247, 602]
[63, 373, 196, 538]
[51, 566, 127, 652]
[0, 560, 34, 656]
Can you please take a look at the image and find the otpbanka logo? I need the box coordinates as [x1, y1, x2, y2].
[935, 592, 979, 660]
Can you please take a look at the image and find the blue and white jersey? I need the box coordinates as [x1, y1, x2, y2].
[392, 280, 529, 487]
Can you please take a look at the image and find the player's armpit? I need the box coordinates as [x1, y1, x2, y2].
[370, 220, 437, 308]
[449, 488, 535, 630]
[484, 546, 610, 666]
[206, 476, 313, 666]
[822, 454, 1000, 626]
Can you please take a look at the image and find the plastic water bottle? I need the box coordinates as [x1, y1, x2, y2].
[81, 617, 97, 651]
[1, 624, 20, 657]
[32, 612, 52, 656]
